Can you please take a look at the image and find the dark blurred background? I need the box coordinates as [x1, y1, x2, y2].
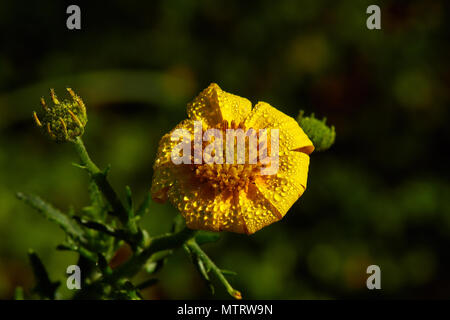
[1, 0, 449, 299]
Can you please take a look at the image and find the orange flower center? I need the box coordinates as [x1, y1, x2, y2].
[193, 163, 260, 192]
[190, 120, 263, 193]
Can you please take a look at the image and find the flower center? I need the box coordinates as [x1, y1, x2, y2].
[194, 163, 260, 192]
[191, 120, 262, 192]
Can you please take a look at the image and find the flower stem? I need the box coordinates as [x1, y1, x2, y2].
[72, 136, 100, 174]
[72, 137, 133, 230]
[185, 238, 242, 299]
[107, 227, 198, 281]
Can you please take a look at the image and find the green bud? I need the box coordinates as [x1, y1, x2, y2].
[297, 111, 335, 151]
[33, 88, 87, 142]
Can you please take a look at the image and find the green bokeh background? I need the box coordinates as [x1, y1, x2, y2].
[1, 0, 449, 299]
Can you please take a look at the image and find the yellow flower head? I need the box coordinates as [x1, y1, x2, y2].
[151, 83, 314, 234]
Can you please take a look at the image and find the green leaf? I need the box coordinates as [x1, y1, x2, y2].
[111, 283, 142, 300]
[102, 164, 111, 176]
[184, 243, 215, 295]
[143, 250, 173, 274]
[74, 216, 122, 237]
[73, 216, 140, 247]
[150, 250, 173, 262]
[144, 258, 166, 274]
[71, 162, 87, 170]
[197, 258, 210, 280]
[56, 243, 97, 262]
[135, 191, 151, 217]
[196, 257, 214, 294]
[28, 250, 60, 299]
[85, 178, 109, 219]
[97, 253, 113, 276]
[125, 186, 133, 212]
[144, 262, 158, 274]
[17, 192, 87, 243]
[184, 239, 241, 299]
[220, 269, 237, 276]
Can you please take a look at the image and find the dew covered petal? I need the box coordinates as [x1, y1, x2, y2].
[255, 151, 310, 217]
[244, 101, 314, 154]
[237, 185, 281, 234]
[168, 179, 246, 233]
[187, 83, 252, 127]
[151, 119, 195, 203]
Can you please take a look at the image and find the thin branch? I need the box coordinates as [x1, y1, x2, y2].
[108, 227, 198, 282]
[185, 239, 242, 299]
[73, 137, 135, 231]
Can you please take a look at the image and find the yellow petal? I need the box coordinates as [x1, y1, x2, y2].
[152, 119, 194, 168]
[176, 183, 282, 235]
[187, 83, 252, 127]
[151, 163, 182, 203]
[255, 151, 310, 217]
[168, 179, 246, 233]
[151, 119, 194, 202]
[167, 174, 288, 234]
[244, 101, 314, 154]
[237, 185, 281, 234]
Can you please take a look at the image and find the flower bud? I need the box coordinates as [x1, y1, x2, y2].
[297, 111, 335, 151]
[33, 88, 87, 142]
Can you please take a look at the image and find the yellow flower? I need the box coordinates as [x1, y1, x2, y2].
[151, 83, 314, 234]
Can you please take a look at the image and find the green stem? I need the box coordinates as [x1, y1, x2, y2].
[107, 227, 197, 282]
[73, 137, 133, 230]
[73, 136, 100, 174]
[186, 239, 242, 299]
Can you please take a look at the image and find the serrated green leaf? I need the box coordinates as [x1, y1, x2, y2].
[17, 192, 87, 243]
[85, 178, 109, 219]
